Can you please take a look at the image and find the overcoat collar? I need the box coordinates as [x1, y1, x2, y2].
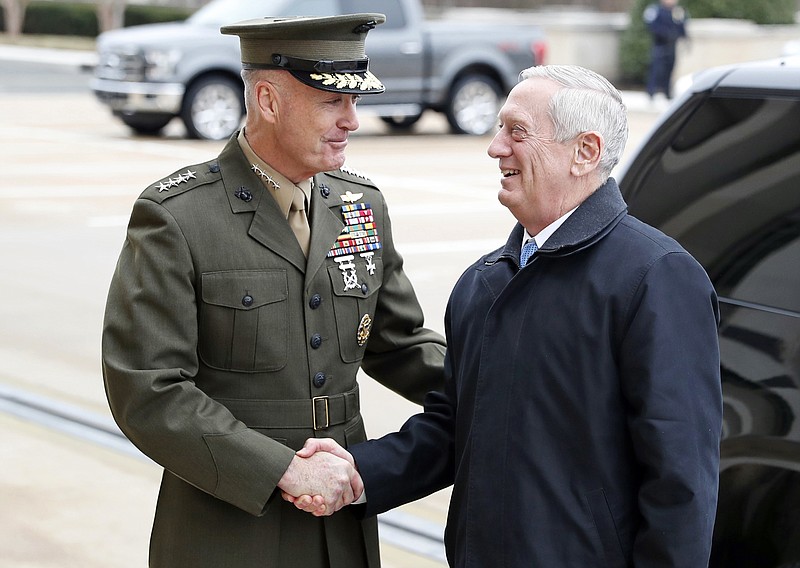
[486, 177, 628, 266]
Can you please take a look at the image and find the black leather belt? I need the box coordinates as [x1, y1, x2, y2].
[216, 385, 360, 431]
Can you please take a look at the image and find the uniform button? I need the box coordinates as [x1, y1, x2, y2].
[309, 294, 322, 309]
[310, 334, 322, 349]
[361, 283, 369, 295]
[319, 184, 331, 198]
[313, 372, 326, 388]
[242, 294, 254, 307]
[209, 163, 220, 173]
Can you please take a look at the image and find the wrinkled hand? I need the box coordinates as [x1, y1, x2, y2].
[281, 438, 358, 515]
[277, 444, 363, 517]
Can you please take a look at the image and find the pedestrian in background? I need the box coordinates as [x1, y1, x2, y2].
[644, 0, 688, 99]
[101, 13, 445, 568]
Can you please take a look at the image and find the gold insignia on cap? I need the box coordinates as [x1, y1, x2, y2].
[357, 313, 372, 347]
[309, 70, 384, 92]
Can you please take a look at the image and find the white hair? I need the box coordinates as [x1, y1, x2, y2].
[519, 65, 629, 178]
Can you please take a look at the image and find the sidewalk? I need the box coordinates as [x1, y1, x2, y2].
[0, 43, 97, 67]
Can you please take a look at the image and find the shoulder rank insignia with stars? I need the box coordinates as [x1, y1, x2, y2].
[340, 164, 370, 181]
[154, 169, 196, 192]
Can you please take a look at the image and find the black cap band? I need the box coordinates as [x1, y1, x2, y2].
[267, 54, 370, 74]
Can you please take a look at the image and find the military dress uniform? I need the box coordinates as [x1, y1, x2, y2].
[101, 14, 445, 568]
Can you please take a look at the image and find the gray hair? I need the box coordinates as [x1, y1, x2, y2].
[519, 65, 628, 177]
[241, 68, 292, 115]
[241, 68, 261, 115]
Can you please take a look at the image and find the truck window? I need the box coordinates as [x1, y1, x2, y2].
[340, 0, 405, 29]
[188, 0, 338, 26]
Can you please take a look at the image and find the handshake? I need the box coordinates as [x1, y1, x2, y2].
[277, 438, 360, 517]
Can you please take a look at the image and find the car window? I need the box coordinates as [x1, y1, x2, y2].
[340, 0, 405, 29]
[623, 93, 800, 315]
[716, 211, 800, 314]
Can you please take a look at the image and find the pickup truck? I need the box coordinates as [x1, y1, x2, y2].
[90, 0, 546, 139]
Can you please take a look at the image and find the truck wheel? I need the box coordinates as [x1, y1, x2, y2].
[119, 113, 172, 136]
[381, 114, 422, 131]
[181, 75, 243, 140]
[445, 74, 502, 136]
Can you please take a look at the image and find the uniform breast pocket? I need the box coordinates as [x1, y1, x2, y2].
[199, 270, 288, 373]
[327, 254, 383, 363]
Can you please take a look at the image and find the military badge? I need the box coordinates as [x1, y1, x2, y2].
[334, 255, 360, 291]
[361, 252, 376, 275]
[357, 313, 373, 347]
[327, 203, 382, 258]
[341, 190, 364, 203]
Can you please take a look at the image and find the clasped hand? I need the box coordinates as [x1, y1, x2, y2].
[278, 438, 359, 516]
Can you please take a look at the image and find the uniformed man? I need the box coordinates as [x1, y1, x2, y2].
[643, 0, 688, 99]
[101, 13, 446, 568]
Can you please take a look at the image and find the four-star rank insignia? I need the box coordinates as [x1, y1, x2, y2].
[154, 170, 196, 192]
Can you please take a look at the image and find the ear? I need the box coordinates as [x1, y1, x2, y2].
[570, 131, 603, 177]
[255, 80, 280, 124]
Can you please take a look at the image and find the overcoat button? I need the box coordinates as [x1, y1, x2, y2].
[361, 283, 368, 295]
[319, 184, 331, 198]
[310, 334, 322, 349]
[313, 372, 326, 388]
[242, 294, 254, 307]
[309, 294, 322, 309]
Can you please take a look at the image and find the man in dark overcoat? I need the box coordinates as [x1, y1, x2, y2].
[292, 65, 722, 567]
[101, 14, 445, 568]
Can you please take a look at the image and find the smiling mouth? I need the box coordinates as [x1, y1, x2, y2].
[501, 169, 520, 178]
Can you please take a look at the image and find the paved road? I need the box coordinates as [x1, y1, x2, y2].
[0, 52, 665, 567]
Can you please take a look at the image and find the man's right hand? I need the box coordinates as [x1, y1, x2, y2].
[281, 438, 358, 515]
[277, 445, 362, 516]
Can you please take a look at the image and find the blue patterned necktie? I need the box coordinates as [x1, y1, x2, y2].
[520, 239, 538, 267]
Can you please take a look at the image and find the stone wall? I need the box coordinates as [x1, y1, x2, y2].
[441, 8, 800, 83]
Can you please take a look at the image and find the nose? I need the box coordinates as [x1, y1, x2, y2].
[340, 97, 360, 131]
[487, 130, 509, 159]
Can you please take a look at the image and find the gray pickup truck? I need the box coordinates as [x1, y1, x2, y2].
[91, 0, 546, 139]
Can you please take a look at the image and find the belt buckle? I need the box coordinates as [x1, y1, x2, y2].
[312, 396, 330, 430]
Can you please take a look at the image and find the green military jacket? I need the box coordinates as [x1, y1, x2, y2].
[102, 135, 446, 568]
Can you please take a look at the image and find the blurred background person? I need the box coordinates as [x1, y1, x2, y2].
[643, 0, 688, 100]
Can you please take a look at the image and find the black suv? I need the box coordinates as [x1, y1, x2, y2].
[618, 55, 800, 567]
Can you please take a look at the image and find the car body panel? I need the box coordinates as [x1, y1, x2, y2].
[618, 55, 800, 567]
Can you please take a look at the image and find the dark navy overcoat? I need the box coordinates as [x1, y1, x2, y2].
[352, 178, 722, 567]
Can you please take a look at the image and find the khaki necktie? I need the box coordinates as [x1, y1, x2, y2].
[288, 186, 310, 257]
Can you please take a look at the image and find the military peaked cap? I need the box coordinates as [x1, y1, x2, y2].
[221, 13, 386, 94]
